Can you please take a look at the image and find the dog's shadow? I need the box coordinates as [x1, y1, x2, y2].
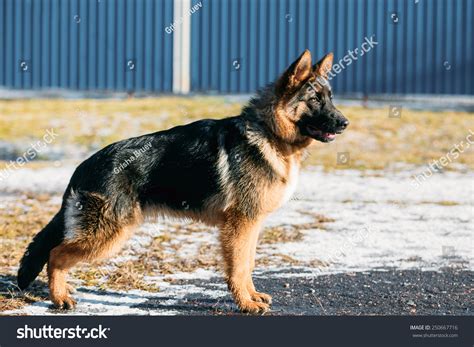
[132, 295, 237, 315]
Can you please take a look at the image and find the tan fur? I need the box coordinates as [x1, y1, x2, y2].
[314, 52, 334, 78]
[142, 203, 225, 227]
[220, 211, 271, 313]
[47, 244, 84, 309]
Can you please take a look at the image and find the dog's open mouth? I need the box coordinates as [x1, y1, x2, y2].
[306, 125, 338, 142]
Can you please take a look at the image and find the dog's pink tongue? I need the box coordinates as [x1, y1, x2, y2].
[325, 133, 336, 140]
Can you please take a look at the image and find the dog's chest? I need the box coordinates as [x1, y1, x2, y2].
[280, 161, 300, 205]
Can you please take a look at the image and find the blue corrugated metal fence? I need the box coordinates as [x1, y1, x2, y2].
[191, 0, 473, 95]
[0, 0, 174, 92]
[1, 0, 473, 95]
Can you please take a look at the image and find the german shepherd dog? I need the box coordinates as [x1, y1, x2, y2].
[18, 50, 348, 314]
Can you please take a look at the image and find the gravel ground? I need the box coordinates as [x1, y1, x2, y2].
[134, 268, 473, 315]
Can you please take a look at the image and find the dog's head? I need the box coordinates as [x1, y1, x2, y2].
[273, 50, 349, 144]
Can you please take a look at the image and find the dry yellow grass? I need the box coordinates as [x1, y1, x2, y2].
[0, 196, 59, 270]
[0, 97, 242, 147]
[261, 212, 335, 244]
[0, 97, 472, 170]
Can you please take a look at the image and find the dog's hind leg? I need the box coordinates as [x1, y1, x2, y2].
[220, 213, 270, 314]
[48, 224, 137, 309]
[47, 190, 140, 309]
[47, 243, 85, 309]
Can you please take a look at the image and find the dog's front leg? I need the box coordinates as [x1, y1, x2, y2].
[220, 213, 270, 314]
[247, 225, 272, 305]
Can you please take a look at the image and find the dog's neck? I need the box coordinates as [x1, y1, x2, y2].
[241, 87, 313, 158]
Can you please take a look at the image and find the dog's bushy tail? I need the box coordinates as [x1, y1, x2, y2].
[17, 211, 64, 290]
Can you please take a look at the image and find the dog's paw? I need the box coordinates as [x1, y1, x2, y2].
[238, 299, 270, 314]
[52, 295, 77, 310]
[66, 284, 76, 294]
[250, 291, 272, 304]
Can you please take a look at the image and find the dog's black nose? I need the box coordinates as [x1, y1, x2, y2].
[337, 119, 349, 129]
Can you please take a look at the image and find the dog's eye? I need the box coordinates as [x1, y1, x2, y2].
[308, 95, 320, 103]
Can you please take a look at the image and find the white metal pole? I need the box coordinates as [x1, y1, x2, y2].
[172, 0, 191, 94]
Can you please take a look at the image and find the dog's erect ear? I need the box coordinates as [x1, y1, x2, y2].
[313, 52, 334, 79]
[275, 49, 312, 96]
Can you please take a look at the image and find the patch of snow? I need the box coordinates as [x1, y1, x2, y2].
[4, 288, 179, 316]
[163, 268, 220, 281]
[261, 168, 473, 273]
[6, 274, 228, 316]
[0, 165, 74, 194]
